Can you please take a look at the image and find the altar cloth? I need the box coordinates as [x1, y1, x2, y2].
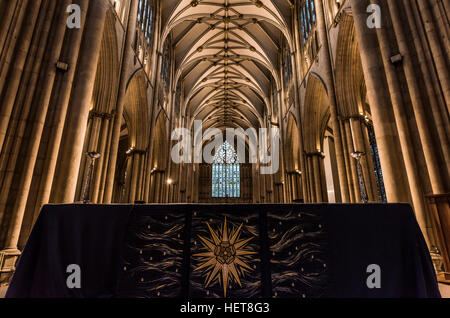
[6, 204, 440, 298]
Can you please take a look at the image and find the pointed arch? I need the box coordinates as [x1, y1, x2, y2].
[303, 74, 331, 153]
[335, 13, 367, 117]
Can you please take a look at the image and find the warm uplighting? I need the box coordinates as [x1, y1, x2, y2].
[167, 178, 173, 185]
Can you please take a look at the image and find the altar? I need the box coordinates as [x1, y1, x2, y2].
[5, 204, 440, 298]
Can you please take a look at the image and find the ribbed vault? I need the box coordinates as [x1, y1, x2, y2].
[161, 0, 293, 132]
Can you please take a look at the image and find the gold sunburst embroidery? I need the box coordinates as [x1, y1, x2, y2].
[193, 217, 257, 297]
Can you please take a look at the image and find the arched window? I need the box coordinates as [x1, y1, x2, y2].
[136, 0, 155, 71]
[299, 0, 316, 43]
[212, 142, 240, 198]
[298, 0, 318, 77]
[137, 0, 154, 44]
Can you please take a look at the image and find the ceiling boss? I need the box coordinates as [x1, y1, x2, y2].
[193, 218, 257, 297]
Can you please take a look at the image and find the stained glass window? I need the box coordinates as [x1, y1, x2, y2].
[162, 38, 171, 91]
[212, 142, 240, 198]
[137, 0, 154, 45]
[299, 0, 316, 43]
[283, 46, 292, 89]
[135, 0, 155, 73]
[368, 124, 387, 202]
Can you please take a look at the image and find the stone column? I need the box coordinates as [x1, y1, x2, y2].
[0, 0, 21, 58]
[0, 0, 70, 270]
[51, 0, 108, 203]
[103, 0, 139, 203]
[344, 120, 361, 202]
[0, 0, 41, 155]
[0, 1, 73, 282]
[361, 121, 380, 201]
[401, 0, 450, 171]
[143, 58, 163, 203]
[339, 118, 355, 202]
[306, 156, 315, 202]
[312, 154, 323, 202]
[350, 117, 375, 201]
[364, 0, 431, 243]
[143, 16, 163, 203]
[286, 172, 293, 203]
[0, 0, 56, 224]
[92, 114, 112, 203]
[149, 172, 156, 202]
[314, 0, 350, 202]
[414, 0, 450, 110]
[97, 111, 115, 203]
[123, 154, 132, 202]
[292, 5, 310, 203]
[137, 152, 146, 201]
[260, 168, 266, 203]
[386, 0, 448, 194]
[0, 0, 30, 98]
[151, 171, 159, 203]
[76, 112, 103, 199]
[32, 0, 90, 216]
[129, 152, 141, 203]
[352, 0, 412, 204]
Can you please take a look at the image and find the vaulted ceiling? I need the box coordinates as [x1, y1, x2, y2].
[161, 0, 293, 131]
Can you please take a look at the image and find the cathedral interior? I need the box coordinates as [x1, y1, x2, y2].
[0, 0, 449, 298]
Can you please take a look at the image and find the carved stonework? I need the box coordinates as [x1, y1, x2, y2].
[0, 249, 21, 285]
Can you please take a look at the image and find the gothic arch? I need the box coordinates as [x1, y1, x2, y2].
[303, 74, 331, 153]
[285, 114, 300, 173]
[91, 8, 120, 114]
[123, 70, 150, 150]
[75, 9, 120, 203]
[152, 112, 169, 171]
[334, 13, 367, 117]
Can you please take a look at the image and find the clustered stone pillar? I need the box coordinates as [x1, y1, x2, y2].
[32, 0, 91, 219]
[352, 0, 412, 204]
[76, 111, 114, 203]
[386, 0, 447, 195]
[0, 0, 82, 281]
[314, 0, 350, 203]
[305, 152, 327, 203]
[51, 0, 108, 203]
[2, 0, 71, 252]
[349, 117, 377, 201]
[0, 0, 42, 156]
[353, 0, 450, 245]
[103, 0, 139, 203]
[0, 0, 110, 282]
[124, 149, 146, 203]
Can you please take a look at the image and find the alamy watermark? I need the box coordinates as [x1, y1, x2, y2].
[66, 264, 81, 289]
[66, 4, 81, 29]
[171, 120, 280, 175]
[367, 4, 381, 29]
[366, 264, 381, 289]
